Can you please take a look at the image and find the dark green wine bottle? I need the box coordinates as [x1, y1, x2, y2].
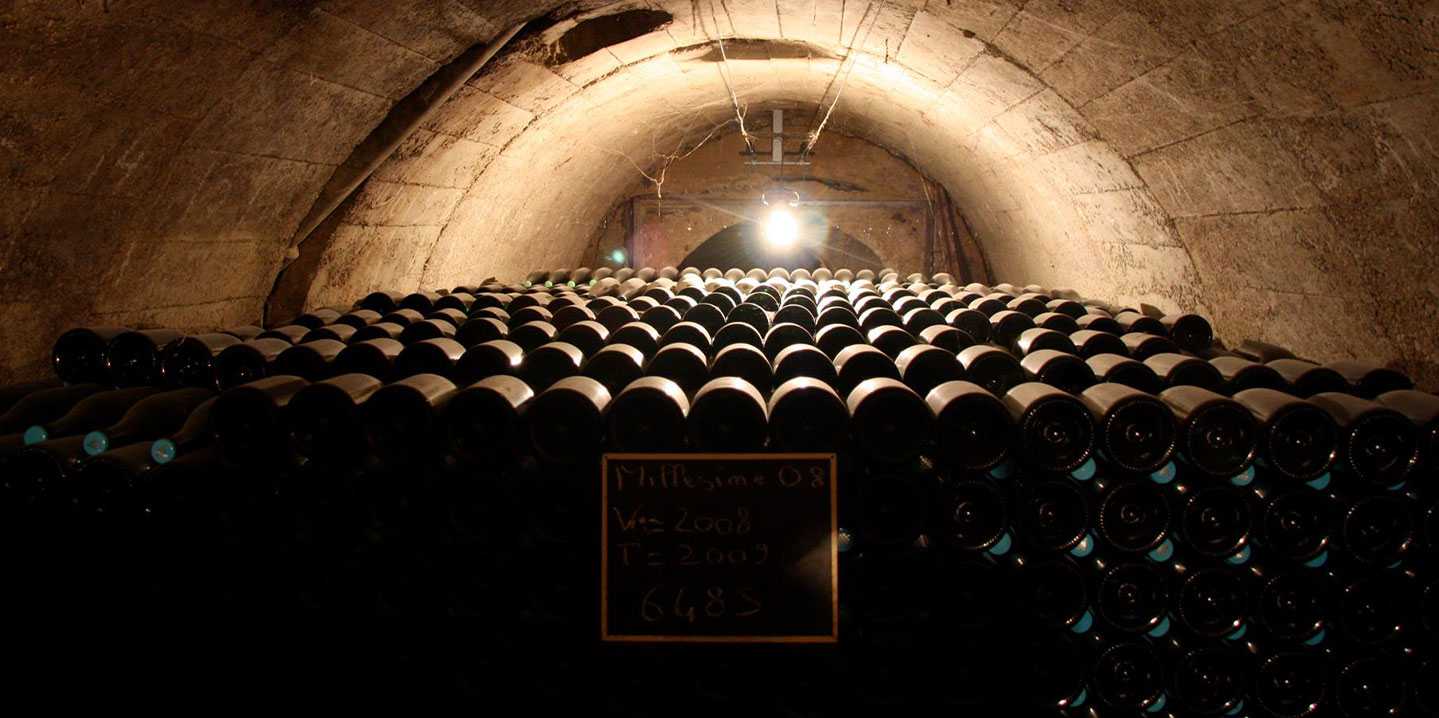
[208, 375, 309, 467]
[925, 380, 1011, 472]
[148, 395, 218, 465]
[24, 386, 160, 445]
[80, 387, 214, 456]
[445, 375, 533, 464]
[106, 329, 185, 387]
[285, 374, 383, 462]
[767, 378, 848, 452]
[527, 376, 611, 466]
[158, 333, 241, 390]
[1003, 382, 1095, 473]
[51, 327, 128, 385]
[0, 383, 107, 435]
[847, 377, 930, 465]
[361, 373, 457, 461]
[687, 377, 768, 452]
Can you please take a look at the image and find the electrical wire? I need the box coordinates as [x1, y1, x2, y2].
[710, 1, 755, 155]
[801, 0, 886, 162]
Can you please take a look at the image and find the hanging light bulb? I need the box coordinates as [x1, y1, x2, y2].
[765, 208, 799, 248]
[761, 186, 802, 250]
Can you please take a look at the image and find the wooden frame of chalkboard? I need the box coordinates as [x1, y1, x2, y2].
[600, 453, 839, 643]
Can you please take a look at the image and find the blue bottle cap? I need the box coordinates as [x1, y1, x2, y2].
[987, 459, 1013, 480]
[1148, 538, 1175, 563]
[1227, 623, 1247, 640]
[1069, 687, 1088, 708]
[1149, 461, 1176, 484]
[82, 431, 109, 456]
[1388, 481, 1407, 491]
[1147, 616, 1171, 638]
[1070, 457, 1096, 481]
[1305, 473, 1331, 491]
[1229, 465, 1255, 486]
[1226, 545, 1252, 565]
[1303, 628, 1326, 646]
[1303, 550, 1328, 569]
[1387, 559, 1403, 570]
[1071, 609, 1094, 634]
[988, 532, 1012, 556]
[151, 438, 178, 464]
[1145, 692, 1168, 713]
[22, 426, 47, 445]
[1226, 699, 1245, 716]
[837, 528, 853, 553]
[1070, 532, 1095, 558]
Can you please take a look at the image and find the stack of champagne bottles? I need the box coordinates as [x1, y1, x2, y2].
[2, 263, 1437, 715]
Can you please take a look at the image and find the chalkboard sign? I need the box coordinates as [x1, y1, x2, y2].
[601, 453, 838, 643]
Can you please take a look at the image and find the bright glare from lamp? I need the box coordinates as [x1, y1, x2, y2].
[764, 209, 799, 248]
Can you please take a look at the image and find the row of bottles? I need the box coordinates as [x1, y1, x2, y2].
[8, 367, 1432, 494]
[48, 268, 1414, 406]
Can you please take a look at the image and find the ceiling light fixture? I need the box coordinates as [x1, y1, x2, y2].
[760, 187, 803, 249]
[764, 208, 799, 248]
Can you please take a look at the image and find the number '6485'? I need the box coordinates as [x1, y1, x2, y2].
[640, 585, 762, 623]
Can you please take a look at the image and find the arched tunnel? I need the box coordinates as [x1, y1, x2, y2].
[3, 0, 1437, 386]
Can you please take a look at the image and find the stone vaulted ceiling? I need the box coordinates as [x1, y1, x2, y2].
[1, 0, 1437, 386]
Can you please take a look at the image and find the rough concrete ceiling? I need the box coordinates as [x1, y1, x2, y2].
[1, 0, 1437, 387]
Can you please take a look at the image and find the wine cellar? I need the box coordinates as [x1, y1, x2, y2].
[3, 1, 1438, 715]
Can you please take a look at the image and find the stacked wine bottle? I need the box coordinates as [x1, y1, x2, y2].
[2, 264, 1436, 715]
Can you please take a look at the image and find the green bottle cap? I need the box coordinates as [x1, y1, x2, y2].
[151, 438, 178, 464]
[83, 431, 109, 456]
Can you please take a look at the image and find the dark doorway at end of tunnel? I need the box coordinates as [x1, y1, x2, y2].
[554, 9, 672, 62]
[678, 218, 885, 272]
